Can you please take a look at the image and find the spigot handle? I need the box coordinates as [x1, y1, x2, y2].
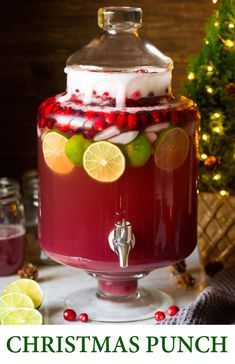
[108, 220, 135, 269]
[116, 243, 132, 268]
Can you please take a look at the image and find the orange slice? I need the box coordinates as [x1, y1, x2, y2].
[154, 127, 189, 171]
[42, 131, 74, 174]
[83, 141, 125, 182]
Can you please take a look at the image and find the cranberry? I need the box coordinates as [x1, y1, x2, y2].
[94, 116, 107, 131]
[82, 128, 96, 139]
[102, 92, 109, 98]
[58, 123, 69, 132]
[160, 109, 169, 122]
[106, 112, 116, 125]
[151, 110, 161, 123]
[170, 111, 180, 125]
[154, 311, 165, 322]
[130, 91, 141, 100]
[116, 112, 127, 128]
[127, 114, 138, 129]
[167, 305, 180, 317]
[63, 308, 76, 322]
[79, 313, 89, 323]
[47, 118, 56, 129]
[84, 111, 96, 120]
[138, 112, 149, 126]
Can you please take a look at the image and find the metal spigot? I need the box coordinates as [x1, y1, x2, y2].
[108, 220, 135, 268]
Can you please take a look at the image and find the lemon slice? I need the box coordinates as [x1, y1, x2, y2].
[0, 293, 34, 321]
[154, 127, 189, 171]
[83, 141, 125, 182]
[1, 308, 42, 325]
[3, 279, 43, 308]
[42, 131, 74, 174]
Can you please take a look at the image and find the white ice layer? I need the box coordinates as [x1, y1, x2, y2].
[59, 65, 172, 108]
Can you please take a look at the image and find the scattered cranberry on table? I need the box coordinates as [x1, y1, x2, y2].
[79, 313, 89, 323]
[154, 311, 166, 321]
[167, 305, 180, 317]
[63, 308, 77, 321]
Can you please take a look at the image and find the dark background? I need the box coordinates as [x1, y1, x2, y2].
[0, 0, 214, 180]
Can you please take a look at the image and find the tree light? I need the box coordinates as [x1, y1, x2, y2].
[188, 72, 195, 80]
[212, 0, 218, 3]
[213, 112, 221, 119]
[201, 153, 208, 160]
[202, 133, 209, 141]
[219, 190, 229, 197]
[206, 86, 213, 94]
[213, 174, 221, 181]
[228, 23, 234, 29]
[224, 39, 234, 48]
[207, 65, 213, 72]
[205, 40, 210, 45]
[214, 21, 219, 27]
[212, 126, 223, 134]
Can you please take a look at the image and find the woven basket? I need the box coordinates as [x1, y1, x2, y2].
[198, 192, 235, 268]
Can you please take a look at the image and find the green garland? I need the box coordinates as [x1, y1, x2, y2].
[185, 0, 235, 195]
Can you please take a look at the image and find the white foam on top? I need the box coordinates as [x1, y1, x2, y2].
[59, 65, 172, 108]
[0, 224, 25, 240]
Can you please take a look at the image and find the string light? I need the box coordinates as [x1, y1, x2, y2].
[188, 72, 195, 80]
[212, 125, 223, 134]
[212, 0, 218, 3]
[219, 190, 229, 197]
[214, 21, 219, 27]
[207, 65, 213, 72]
[224, 39, 234, 48]
[205, 39, 210, 45]
[201, 153, 208, 160]
[206, 85, 213, 94]
[228, 23, 234, 29]
[202, 133, 210, 141]
[213, 173, 221, 181]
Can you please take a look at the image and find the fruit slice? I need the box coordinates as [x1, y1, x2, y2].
[83, 141, 125, 182]
[0, 293, 34, 321]
[3, 279, 43, 308]
[1, 308, 42, 325]
[65, 135, 91, 166]
[154, 127, 189, 171]
[42, 131, 74, 174]
[122, 134, 151, 167]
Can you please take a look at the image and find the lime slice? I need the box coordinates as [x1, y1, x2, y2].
[42, 131, 74, 174]
[65, 135, 91, 166]
[0, 293, 34, 321]
[83, 141, 125, 182]
[3, 279, 43, 308]
[154, 127, 189, 171]
[122, 134, 151, 167]
[1, 308, 42, 325]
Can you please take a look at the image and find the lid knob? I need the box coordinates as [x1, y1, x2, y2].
[98, 7, 142, 32]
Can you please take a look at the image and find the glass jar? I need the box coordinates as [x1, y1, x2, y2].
[0, 178, 26, 276]
[37, 7, 199, 321]
[22, 170, 53, 264]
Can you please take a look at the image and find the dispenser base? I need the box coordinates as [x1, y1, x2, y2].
[65, 286, 173, 323]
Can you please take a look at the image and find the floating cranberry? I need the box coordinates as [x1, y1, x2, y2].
[82, 128, 96, 139]
[151, 110, 161, 123]
[116, 112, 127, 128]
[170, 111, 180, 125]
[102, 92, 109, 99]
[138, 112, 149, 126]
[84, 110, 96, 120]
[160, 109, 169, 122]
[47, 118, 56, 129]
[167, 305, 180, 316]
[106, 112, 116, 125]
[154, 311, 165, 322]
[127, 114, 138, 129]
[63, 308, 77, 321]
[79, 313, 89, 323]
[58, 123, 69, 132]
[130, 91, 141, 100]
[94, 116, 107, 131]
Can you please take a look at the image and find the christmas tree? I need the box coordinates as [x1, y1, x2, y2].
[186, 0, 235, 197]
